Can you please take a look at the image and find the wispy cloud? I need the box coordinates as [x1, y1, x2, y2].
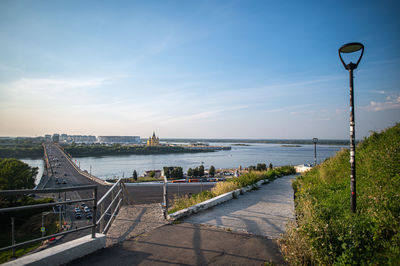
[363, 93, 400, 111]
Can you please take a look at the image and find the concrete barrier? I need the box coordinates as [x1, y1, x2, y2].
[4, 234, 106, 266]
[168, 179, 270, 220]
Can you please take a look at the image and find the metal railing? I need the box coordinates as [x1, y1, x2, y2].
[96, 178, 130, 234]
[0, 179, 131, 256]
[0, 185, 98, 254]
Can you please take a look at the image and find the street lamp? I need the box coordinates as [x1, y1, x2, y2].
[338, 42, 364, 213]
[312, 138, 318, 166]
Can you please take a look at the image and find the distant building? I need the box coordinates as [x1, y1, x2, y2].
[98, 136, 140, 144]
[68, 135, 97, 144]
[147, 132, 160, 146]
[52, 134, 60, 142]
[60, 134, 68, 141]
[44, 134, 51, 140]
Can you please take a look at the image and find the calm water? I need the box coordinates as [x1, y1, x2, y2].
[69, 143, 345, 180]
[21, 158, 45, 185]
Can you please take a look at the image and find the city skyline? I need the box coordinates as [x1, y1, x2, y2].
[1, 1, 399, 139]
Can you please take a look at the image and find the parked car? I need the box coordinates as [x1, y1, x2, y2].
[84, 206, 91, 213]
[74, 207, 81, 213]
[62, 179, 66, 184]
[75, 213, 82, 219]
[86, 212, 92, 219]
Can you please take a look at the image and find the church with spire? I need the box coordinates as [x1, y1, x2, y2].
[147, 131, 160, 146]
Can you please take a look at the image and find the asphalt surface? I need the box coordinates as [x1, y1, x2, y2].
[69, 223, 284, 266]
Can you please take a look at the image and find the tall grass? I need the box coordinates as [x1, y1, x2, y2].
[168, 166, 296, 214]
[280, 123, 400, 265]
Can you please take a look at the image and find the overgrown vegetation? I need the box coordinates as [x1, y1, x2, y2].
[168, 166, 296, 213]
[279, 123, 400, 265]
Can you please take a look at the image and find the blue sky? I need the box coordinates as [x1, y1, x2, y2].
[0, 0, 399, 139]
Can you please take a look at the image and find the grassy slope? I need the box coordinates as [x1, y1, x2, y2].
[280, 123, 400, 265]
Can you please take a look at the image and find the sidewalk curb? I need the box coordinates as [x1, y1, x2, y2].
[168, 179, 271, 221]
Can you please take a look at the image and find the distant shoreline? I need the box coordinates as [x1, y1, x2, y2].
[162, 138, 350, 145]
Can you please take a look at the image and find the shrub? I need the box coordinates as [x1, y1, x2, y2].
[211, 182, 240, 196]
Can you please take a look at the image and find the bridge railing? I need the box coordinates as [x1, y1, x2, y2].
[0, 185, 98, 255]
[96, 178, 131, 234]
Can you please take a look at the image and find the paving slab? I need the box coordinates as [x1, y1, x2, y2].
[184, 175, 296, 238]
[69, 222, 284, 266]
[106, 203, 168, 246]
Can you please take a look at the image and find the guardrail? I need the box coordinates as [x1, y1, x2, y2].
[0, 185, 98, 255]
[96, 178, 130, 234]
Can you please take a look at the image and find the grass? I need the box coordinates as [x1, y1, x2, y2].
[168, 166, 296, 214]
[279, 123, 400, 265]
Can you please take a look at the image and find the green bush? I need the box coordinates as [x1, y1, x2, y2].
[280, 123, 400, 265]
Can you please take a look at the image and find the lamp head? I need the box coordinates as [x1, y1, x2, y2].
[338, 42, 364, 70]
[313, 138, 318, 144]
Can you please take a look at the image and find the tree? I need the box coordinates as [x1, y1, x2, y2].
[256, 163, 267, 171]
[209, 165, 215, 177]
[193, 167, 199, 177]
[163, 167, 171, 179]
[187, 168, 193, 177]
[171, 167, 183, 178]
[248, 165, 256, 171]
[269, 163, 273, 170]
[0, 158, 37, 191]
[148, 171, 155, 177]
[199, 165, 204, 176]
[133, 170, 138, 181]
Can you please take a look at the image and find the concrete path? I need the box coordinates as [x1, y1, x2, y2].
[106, 203, 168, 247]
[184, 174, 296, 238]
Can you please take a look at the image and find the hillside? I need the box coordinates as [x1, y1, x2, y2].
[280, 123, 400, 265]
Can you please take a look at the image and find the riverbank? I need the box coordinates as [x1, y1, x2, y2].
[61, 144, 226, 157]
[0, 145, 43, 159]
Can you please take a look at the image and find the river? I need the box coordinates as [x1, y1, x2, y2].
[21, 158, 45, 185]
[72, 143, 344, 180]
[22, 143, 345, 181]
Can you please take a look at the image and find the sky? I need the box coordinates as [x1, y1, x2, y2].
[0, 0, 399, 139]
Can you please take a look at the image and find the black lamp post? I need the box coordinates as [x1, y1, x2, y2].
[338, 42, 364, 213]
[313, 138, 318, 166]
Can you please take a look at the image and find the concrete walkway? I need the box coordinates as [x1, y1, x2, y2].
[185, 174, 296, 238]
[106, 203, 168, 247]
[69, 175, 296, 265]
